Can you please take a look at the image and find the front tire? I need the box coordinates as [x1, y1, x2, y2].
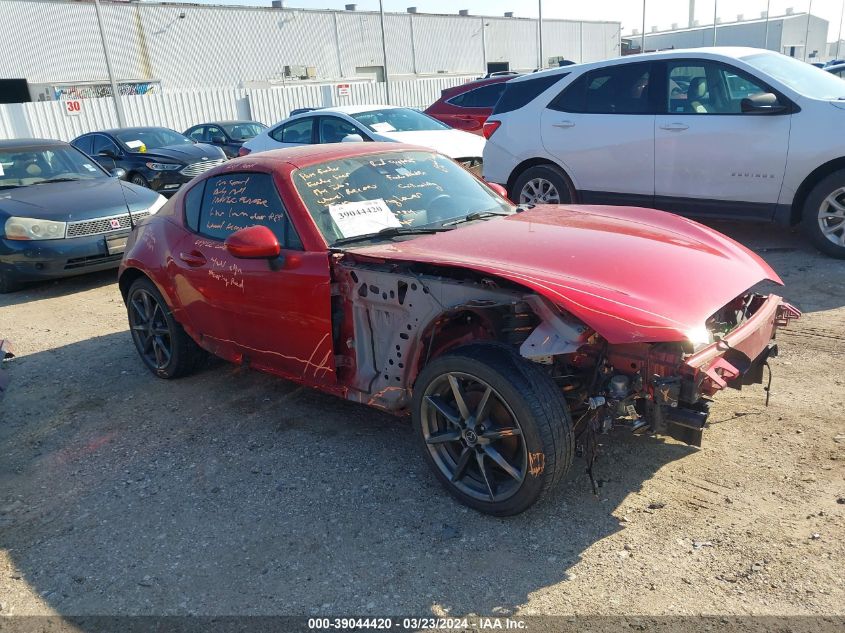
[0, 269, 23, 294]
[412, 344, 573, 516]
[128, 173, 151, 189]
[511, 164, 575, 206]
[126, 277, 206, 378]
[802, 170, 845, 258]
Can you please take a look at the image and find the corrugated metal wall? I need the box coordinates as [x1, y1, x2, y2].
[0, 76, 477, 142]
[637, 15, 825, 56]
[0, 0, 620, 91]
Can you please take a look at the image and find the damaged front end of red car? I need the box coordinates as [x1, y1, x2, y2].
[553, 293, 802, 452]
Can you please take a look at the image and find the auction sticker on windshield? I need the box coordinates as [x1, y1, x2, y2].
[370, 122, 396, 133]
[329, 198, 400, 237]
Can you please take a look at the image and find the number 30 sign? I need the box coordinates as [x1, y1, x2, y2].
[65, 100, 82, 116]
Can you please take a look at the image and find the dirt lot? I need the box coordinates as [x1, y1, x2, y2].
[0, 221, 843, 620]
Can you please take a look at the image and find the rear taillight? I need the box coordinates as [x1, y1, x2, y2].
[482, 120, 501, 139]
[238, 146, 252, 157]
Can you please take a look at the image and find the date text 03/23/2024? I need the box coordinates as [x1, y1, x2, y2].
[307, 617, 527, 630]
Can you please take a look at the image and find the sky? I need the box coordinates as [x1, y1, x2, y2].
[152, 0, 845, 40]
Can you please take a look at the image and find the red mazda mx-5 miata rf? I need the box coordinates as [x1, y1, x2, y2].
[118, 142, 799, 515]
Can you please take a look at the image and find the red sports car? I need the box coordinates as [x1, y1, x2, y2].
[423, 76, 515, 135]
[119, 143, 799, 515]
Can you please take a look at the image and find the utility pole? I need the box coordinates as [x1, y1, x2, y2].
[378, 0, 391, 104]
[538, 0, 544, 70]
[804, 0, 813, 61]
[93, 0, 126, 127]
[764, 0, 770, 49]
[712, 0, 718, 46]
[837, 0, 844, 58]
[641, 0, 646, 53]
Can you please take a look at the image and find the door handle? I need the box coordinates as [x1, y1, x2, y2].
[552, 120, 575, 128]
[659, 123, 689, 131]
[179, 250, 207, 267]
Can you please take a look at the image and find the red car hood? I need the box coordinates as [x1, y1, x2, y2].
[348, 205, 782, 344]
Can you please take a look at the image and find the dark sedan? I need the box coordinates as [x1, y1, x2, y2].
[0, 139, 164, 292]
[183, 120, 266, 158]
[71, 127, 226, 194]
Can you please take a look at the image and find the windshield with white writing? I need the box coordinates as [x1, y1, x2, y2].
[293, 151, 512, 246]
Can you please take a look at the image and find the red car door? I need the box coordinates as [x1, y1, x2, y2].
[172, 171, 336, 386]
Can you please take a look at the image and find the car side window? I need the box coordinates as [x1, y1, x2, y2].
[72, 136, 93, 155]
[91, 134, 121, 156]
[207, 126, 224, 141]
[449, 82, 508, 108]
[667, 61, 769, 114]
[183, 180, 205, 232]
[270, 118, 314, 144]
[548, 63, 652, 114]
[187, 126, 207, 142]
[196, 172, 302, 249]
[318, 116, 362, 143]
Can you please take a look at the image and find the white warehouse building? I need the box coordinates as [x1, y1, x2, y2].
[627, 10, 828, 61]
[0, 0, 620, 98]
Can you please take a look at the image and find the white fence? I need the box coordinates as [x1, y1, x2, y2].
[0, 76, 477, 142]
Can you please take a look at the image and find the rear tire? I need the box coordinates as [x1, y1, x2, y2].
[126, 277, 206, 378]
[801, 169, 845, 259]
[412, 343, 573, 516]
[510, 164, 575, 206]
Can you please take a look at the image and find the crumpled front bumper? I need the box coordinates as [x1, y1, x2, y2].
[650, 294, 800, 446]
[684, 294, 801, 394]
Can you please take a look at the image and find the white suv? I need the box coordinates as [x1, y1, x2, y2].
[482, 47, 845, 258]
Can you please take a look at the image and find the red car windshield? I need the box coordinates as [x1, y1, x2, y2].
[293, 151, 512, 246]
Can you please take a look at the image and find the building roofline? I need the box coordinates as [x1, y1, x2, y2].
[14, 0, 619, 25]
[623, 11, 823, 38]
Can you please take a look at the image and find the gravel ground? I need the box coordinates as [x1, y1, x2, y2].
[0, 221, 843, 619]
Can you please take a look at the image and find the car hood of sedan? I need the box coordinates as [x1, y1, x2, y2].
[375, 129, 485, 159]
[0, 178, 160, 222]
[128, 143, 222, 163]
[346, 205, 782, 344]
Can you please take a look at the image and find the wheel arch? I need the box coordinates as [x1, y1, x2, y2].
[410, 308, 501, 386]
[790, 157, 845, 225]
[118, 266, 148, 303]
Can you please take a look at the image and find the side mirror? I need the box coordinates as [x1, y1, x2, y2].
[224, 225, 281, 259]
[487, 182, 510, 200]
[211, 135, 226, 144]
[110, 168, 127, 180]
[741, 92, 787, 114]
[341, 133, 364, 143]
[98, 148, 118, 158]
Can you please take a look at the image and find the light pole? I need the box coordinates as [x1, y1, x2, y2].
[378, 0, 390, 104]
[763, 0, 770, 49]
[93, 0, 126, 127]
[804, 0, 813, 61]
[538, 0, 544, 70]
[837, 0, 844, 58]
[641, 0, 646, 53]
[712, 0, 718, 46]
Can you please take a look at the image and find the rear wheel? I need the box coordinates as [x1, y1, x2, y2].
[511, 164, 575, 205]
[802, 170, 845, 259]
[126, 277, 206, 378]
[412, 344, 573, 516]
